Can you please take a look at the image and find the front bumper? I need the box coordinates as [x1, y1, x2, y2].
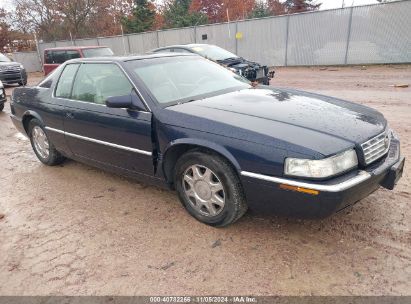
[0, 69, 27, 84]
[241, 136, 404, 218]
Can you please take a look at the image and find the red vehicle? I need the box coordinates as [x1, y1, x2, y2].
[43, 46, 114, 75]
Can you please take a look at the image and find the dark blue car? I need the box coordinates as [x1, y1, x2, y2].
[10, 54, 405, 227]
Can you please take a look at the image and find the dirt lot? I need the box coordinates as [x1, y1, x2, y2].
[0, 66, 410, 296]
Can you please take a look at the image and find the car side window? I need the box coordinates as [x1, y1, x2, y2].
[71, 63, 133, 105]
[51, 51, 67, 64]
[44, 51, 53, 64]
[66, 50, 81, 60]
[55, 64, 80, 98]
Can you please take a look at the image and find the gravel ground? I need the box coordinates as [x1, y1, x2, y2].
[0, 65, 410, 296]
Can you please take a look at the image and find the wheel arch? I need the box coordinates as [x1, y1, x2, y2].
[162, 138, 241, 186]
[22, 111, 44, 135]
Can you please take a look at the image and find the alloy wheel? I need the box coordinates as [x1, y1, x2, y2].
[32, 126, 50, 159]
[182, 164, 226, 217]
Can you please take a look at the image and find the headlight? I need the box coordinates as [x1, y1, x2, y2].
[19, 64, 24, 69]
[284, 149, 358, 179]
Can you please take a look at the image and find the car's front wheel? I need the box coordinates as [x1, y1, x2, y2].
[28, 119, 65, 166]
[0, 103, 4, 112]
[175, 150, 247, 227]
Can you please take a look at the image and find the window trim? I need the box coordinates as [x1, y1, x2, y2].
[53, 63, 80, 99]
[70, 62, 134, 105]
[52, 61, 151, 112]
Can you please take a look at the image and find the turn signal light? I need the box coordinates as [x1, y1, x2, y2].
[279, 184, 319, 196]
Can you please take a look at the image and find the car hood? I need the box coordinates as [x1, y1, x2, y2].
[217, 57, 264, 69]
[163, 87, 386, 157]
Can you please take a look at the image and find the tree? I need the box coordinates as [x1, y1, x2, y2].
[283, 0, 321, 14]
[163, 0, 208, 28]
[1, 8, 35, 52]
[121, 0, 156, 33]
[267, 0, 286, 15]
[58, 0, 104, 39]
[248, 1, 271, 19]
[191, 0, 256, 23]
[14, 0, 63, 41]
[0, 8, 13, 51]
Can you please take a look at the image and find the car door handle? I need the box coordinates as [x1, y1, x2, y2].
[65, 112, 74, 119]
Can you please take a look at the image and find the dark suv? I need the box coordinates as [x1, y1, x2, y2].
[0, 53, 28, 86]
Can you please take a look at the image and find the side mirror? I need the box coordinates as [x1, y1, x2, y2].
[106, 93, 146, 111]
[106, 95, 132, 108]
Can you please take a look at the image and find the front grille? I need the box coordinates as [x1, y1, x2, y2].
[0, 65, 20, 72]
[361, 131, 390, 165]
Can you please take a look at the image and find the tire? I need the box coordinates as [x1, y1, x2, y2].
[175, 150, 247, 227]
[0, 103, 4, 112]
[18, 80, 27, 86]
[28, 118, 65, 166]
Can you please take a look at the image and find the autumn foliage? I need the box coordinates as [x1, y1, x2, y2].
[1, 0, 321, 48]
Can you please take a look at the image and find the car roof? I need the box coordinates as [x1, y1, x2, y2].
[44, 46, 110, 51]
[154, 44, 214, 50]
[64, 52, 197, 64]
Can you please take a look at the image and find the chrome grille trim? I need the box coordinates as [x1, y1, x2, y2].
[361, 130, 390, 165]
[0, 65, 20, 72]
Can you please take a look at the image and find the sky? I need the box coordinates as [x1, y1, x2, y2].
[0, 0, 381, 11]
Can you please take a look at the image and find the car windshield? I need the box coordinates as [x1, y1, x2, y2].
[189, 45, 239, 61]
[82, 48, 114, 57]
[129, 56, 251, 106]
[0, 54, 12, 62]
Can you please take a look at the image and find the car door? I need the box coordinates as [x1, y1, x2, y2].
[61, 62, 154, 176]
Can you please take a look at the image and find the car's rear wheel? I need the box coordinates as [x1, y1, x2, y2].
[175, 150, 247, 227]
[28, 119, 65, 166]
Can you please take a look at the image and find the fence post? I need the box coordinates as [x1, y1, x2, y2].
[194, 26, 197, 43]
[34, 34, 44, 73]
[235, 21, 239, 54]
[284, 15, 290, 67]
[126, 35, 131, 54]
[156, 30, 160, 48]
[96, 37, 100, 46]
[344, 6, 354, 65]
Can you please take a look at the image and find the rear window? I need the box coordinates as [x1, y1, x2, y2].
[45, 50, 81, 64]
[82, 48, 113, 57]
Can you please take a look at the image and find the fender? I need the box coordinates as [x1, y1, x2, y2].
[163, 137, 242, 171]
[21, 110, 45, 133]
